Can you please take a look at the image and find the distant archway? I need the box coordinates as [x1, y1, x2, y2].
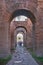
[17, 33, 24, 46]
[14, 27, 27, 47]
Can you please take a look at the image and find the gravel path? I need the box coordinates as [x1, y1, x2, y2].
[6, 45, 39, 65]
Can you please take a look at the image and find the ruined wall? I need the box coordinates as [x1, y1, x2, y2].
[0, 0, 10, 58]
[0, 0, 43, 57]
[35, 0, 43, 56]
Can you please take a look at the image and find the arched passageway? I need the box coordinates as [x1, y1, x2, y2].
[16, 33, 24, 46]
[5, 5, 38, 65]
[10, 9, 36, 53]
[11, 26, 27, 51]
[0, 0, 43, 58]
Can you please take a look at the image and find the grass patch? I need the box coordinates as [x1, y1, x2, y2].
[11, 48, 15, 51]
[0, 55, 12, 65]
[36, 57, 43, 62]
[27, 48, 43, 62]
[31, 52, 43, 62]
[11, 48, 15, 50]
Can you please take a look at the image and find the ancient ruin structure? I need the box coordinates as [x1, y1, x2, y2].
[0, 0, 43, 58]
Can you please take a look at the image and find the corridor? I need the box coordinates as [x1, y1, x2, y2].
[0, 1, 43, 65]
[6, 45, 39, 65]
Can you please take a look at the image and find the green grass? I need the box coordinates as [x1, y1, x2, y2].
[32, 52, 43, 62]
[36, 57, 43, 62]
[0, 55, 12, 65]
[11, 48, 15, 50]
[27, 48, 43, 62]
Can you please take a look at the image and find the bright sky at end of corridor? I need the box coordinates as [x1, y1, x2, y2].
[13, 15, 28, 21]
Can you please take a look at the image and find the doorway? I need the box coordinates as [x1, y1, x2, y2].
[17, 33, 24, 47]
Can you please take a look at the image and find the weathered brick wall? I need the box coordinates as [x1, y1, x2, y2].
[0, 0, 10, 58]
[35, 0, 43, 56]
[0, 0, 43, 57]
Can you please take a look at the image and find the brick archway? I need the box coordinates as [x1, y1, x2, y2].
[10, 9, 36, 52]
[10, 9, 36, 24]
[11, 26, 27, 53]
[0, 0, 43, 58]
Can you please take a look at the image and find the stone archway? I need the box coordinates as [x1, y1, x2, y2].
[10, 26, 27, 52]
[17, 33, 24, 44]
[10, 9, 36, 53]
[16, 32, 24, 47]
[10, 9, 36, 23]
[0, 0, 43, 58]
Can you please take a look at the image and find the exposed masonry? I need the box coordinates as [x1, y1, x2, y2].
[0, 0, 43, 58]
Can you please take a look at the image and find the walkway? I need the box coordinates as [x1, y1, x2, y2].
[6, 45, 39, 65]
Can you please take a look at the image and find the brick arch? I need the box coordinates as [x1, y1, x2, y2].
[10, 9, 36, 53]
[15, 26, 27, 32]
[10, 9, 36, 24]
[14, 26, 27, 42]
[11, 26, 27, 51]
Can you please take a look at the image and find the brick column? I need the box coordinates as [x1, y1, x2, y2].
[32, 23, 36, 51]
[0, 21, 10, 58]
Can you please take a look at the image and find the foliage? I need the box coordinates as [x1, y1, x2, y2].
[27, 48, 43, 62]
[0, 55, 12, 65]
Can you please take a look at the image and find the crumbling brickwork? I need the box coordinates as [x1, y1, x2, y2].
[0, 0, 43, 58]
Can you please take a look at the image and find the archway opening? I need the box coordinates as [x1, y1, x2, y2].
[13, 15, 27, 21]
[10, 9, 36, 53]
[17, 33, 24, 47]
[10, 9, 36, 23]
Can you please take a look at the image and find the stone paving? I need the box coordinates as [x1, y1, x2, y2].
[6, 45, 39, 65]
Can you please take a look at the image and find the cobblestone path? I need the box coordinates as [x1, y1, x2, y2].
[6, 45, 39, 65]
